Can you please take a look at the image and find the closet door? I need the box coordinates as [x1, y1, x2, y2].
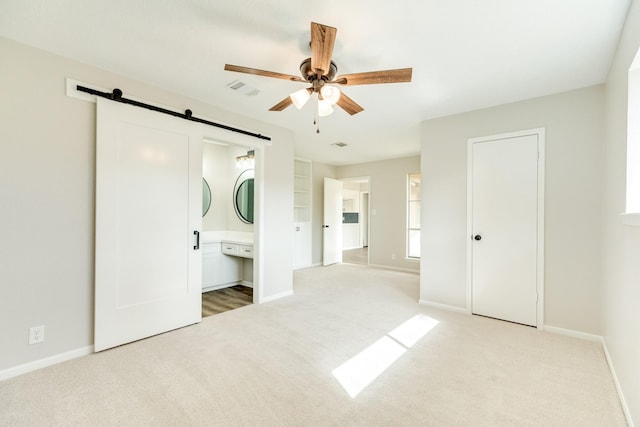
[95, 98, 202, 352]
[469, 131, 543, 327]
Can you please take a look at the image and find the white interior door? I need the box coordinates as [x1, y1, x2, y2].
[95, 98, 202, 352]
[323, 177, 343, 266]
[470, 133, 541, 327]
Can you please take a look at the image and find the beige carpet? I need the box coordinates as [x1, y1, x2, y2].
[342, 247, 369, 265]
[0, 264, 626, 426]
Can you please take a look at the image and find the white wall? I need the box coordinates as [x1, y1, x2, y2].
[602, 0, 640, 423]
[0, 37, 294, 372]
[258, 131, 294, 300]
[420, 85, 605, 334]
[202, 143, 229, 231]
[337, 156, 421, 271]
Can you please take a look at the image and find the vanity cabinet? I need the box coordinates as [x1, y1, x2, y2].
[221, 242, 254, 258]
[202, 242, 242, 291]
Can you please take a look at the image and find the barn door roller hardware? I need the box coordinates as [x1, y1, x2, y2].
[76, 85, 271, 141]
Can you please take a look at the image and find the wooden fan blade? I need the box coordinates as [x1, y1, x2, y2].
[224, 64, 306, 82]
[334, 68, 413, 85]
[310, 22, 337, 76]
[336, 92, 364, 116]
[269, 96, 293, 111]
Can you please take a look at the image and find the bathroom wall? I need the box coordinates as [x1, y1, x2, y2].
[203, 142, 229, 231]
[202, 142, 255, 233]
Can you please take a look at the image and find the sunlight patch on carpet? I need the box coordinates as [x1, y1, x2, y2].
[388, 313, 439, 348]
[332, 314, 439, 398]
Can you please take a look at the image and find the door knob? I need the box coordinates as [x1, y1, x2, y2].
[474, 235, 482, 241]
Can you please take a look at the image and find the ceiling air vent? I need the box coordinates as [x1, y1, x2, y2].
[331, 142, 348, 148]
[226, 80, 261, 97]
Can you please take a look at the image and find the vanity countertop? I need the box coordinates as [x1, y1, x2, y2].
[202, 230, 253, 245]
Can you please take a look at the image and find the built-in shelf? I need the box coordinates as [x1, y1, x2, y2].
[294, 159, 312, 269]
[294, 160, 311, 223]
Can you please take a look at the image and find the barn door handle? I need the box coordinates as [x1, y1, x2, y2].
[194, 230, 200, 250]
[474, 235, 482, 241]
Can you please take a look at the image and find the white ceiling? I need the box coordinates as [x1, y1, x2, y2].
[0, 0, 631, 165]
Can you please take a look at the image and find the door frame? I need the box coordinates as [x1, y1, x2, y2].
[340, 176, 371, 263]
[465, 128, 545, 329]
[204, 138, 263, 303]
[360, 191, 370, 250]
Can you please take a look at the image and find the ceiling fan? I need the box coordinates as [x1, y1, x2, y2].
[224, 22, 412, 127]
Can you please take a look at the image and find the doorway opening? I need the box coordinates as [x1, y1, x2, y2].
[341, 177, 370, 266]
[201, 140, 257, 317]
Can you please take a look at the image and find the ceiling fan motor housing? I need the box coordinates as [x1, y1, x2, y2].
[300, 58, 337, 82]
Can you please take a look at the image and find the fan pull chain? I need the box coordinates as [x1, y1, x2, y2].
[314, 94, 320, 133]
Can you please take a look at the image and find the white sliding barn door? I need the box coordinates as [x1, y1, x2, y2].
[323, 177, 343, 266]
[469, 130, 544, 327]
[95, 98, 202, 352]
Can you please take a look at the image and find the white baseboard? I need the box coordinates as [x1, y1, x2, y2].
[542, 325, 603, 342]
[0, 345, 93, 382]
[294, 263, 322, 270]
[202, 281, 241, 293]
[544, 326, 634, 425]
[258, 290, 293, 304]
[368, 263, 420, 274]
[602, 339, 635, 427]
[203, 281, 253, 292]
[419, 299, 468, 314]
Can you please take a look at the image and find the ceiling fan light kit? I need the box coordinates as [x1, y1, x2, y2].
[320, 85, 340, 105]
[317, 98, 334, 117]
[291, 87, 312, 109]
[224, 22, 413, 131]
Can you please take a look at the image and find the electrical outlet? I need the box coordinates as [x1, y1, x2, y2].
[391, 253, 397, 260]
[29, 325, 44, 344]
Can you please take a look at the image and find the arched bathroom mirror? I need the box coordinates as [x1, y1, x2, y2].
[202, 178, 211, 217]
[233, 169, 254, 224]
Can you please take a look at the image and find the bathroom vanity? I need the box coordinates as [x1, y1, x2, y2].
[202, 231, 253, 292]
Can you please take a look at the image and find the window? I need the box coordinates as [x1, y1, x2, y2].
[407, 173, 421, 258]
[624, 46, 640, 225]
